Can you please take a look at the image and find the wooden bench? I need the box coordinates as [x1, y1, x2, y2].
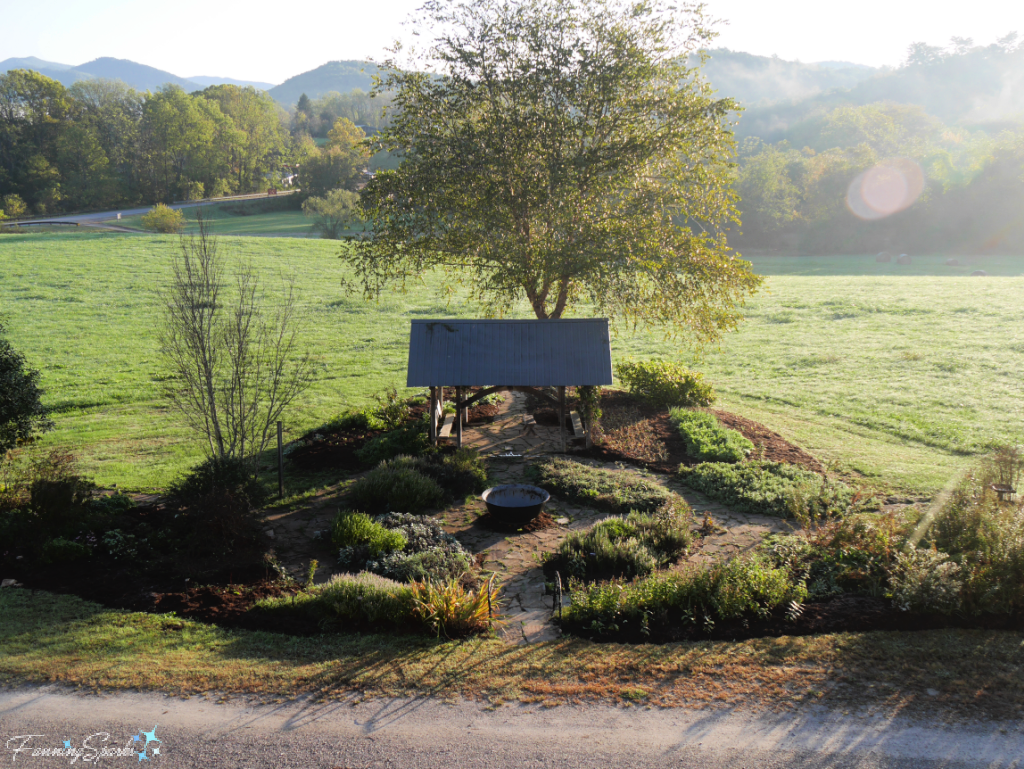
[569, 410, 585, 438]
[434, 399, 456, 439]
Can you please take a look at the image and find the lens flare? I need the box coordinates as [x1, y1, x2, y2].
[846, 158, 924, 220]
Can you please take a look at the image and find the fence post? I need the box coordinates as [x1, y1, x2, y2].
[277, 420, 284, 499]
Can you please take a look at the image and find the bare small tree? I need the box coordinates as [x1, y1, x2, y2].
[161, 212, 317, 463]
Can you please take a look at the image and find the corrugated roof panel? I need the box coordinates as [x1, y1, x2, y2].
[406, 319, 613, 387]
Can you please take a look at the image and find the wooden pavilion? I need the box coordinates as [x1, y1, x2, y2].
[406, 319, 614, 452]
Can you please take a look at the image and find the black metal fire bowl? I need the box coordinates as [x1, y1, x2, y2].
[481, 484, 551, 525]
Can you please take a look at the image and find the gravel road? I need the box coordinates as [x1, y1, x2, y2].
[2, 686, 1021, 768]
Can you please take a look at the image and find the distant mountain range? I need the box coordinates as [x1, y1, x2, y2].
[0, 51, 879, 109]
[3, 49, 1020, 132]
[699, 49, 881, 107]
[0, 56, 274, 93]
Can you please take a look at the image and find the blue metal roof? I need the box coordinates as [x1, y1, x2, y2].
[406, 319, 613, 387]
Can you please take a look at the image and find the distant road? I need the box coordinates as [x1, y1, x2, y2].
[2, 686, 1022, 768]
[6, 191, 297, 228]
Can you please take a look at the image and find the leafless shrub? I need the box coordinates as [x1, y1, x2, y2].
[160, 212, 318, 462]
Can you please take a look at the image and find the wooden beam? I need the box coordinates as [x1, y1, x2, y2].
[429, 386, 437, 444]
[559, 386, 566, 454]
[455, 386, 463, 448]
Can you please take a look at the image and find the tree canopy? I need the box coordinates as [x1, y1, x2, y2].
[349, 0, 761, 343]
[0, 71, 294, 214]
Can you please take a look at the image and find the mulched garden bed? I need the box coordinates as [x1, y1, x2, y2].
[477, 510, 558, 533]
[287, 392, 500, 476]
[561, 594, 1024, 645]
[569, 389, 823, 474]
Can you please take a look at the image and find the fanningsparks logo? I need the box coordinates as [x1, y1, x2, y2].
[6, 726, 165, 763]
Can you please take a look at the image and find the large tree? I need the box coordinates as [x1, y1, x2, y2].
[350, 0, 761, 342]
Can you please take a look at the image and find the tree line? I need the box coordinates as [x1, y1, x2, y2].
[734, 101, 1024, 254]
[0, 70, 307, 216]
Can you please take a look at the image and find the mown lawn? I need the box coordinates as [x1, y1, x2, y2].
[2, 588, 1022, 718]
[111, 207, 318, 238]
[1, 229, 1022, 492]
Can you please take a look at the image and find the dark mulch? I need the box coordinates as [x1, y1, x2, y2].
[561, 594, 1024, 645]
[476, 510, 558, 533]
[571, 389, 823, 475]
[150, 579, 321, 634]
[713, 409, 824, 473]
[288, 394, 499, 476]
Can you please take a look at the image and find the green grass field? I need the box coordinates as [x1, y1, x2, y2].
[112, 207, 317, 238]
[1, 229, 1022, 492]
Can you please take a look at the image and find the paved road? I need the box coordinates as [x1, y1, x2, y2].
[9, 192, 296, 226]
[1, 687, 1020, 768]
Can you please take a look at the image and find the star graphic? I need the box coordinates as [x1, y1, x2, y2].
[153, 748, 160, 756]
[63, 740, 72, 749]
[137, 751, 149, 762]
[140, 726, 161, 747]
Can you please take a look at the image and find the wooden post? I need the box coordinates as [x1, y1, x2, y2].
[428, 386, 437, 444]
[277, 420, 284, 498]
[455, 386, 464, 448]
[559, 386, 566, 453]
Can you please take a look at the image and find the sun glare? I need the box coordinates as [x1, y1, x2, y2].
[846, 158, 925, 220]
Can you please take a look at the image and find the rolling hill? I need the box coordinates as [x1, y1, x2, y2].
[268, 60, 381, 106]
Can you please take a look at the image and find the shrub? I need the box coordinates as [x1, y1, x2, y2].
[547, 501, 694, 583]
[257, 572, 416, 628]
[366, 512, 472, 582]
[372, 385, 411, 429]
[678, 460, 853, 519]
[356, 422, 431, 465]
[100, 528, 139, 560]
[387, 449, 488, 500]
[669, 408, 753, 463]
[889, 548, 964, 614]
[1, 194, 27, 219]
[761, 522, 902, 600]
[303, 189, 361, 239]
[141, 204, 185, 233]
[411, 577, 500, 637]
[336, 511, 473, 583]
[564, 555, 806, 639]
[528, 457, 675, 515]
[88, 492, 136, 517]
[331, 511, 407, 556]
[370, 547, 474, 583]
[347, 461, 445, 513]
[167, 455, 267, 510]
[321, 408, 384, 433]
[922, 468, 1024, 615]
[40, 537, 91, 564]
[614, 360, 715, 408]
[165, 456, 268, 554]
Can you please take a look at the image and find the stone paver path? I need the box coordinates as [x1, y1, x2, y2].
[464, 390, 568, 456]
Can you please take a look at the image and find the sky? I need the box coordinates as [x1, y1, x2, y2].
[0, 0, 1016, 85]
